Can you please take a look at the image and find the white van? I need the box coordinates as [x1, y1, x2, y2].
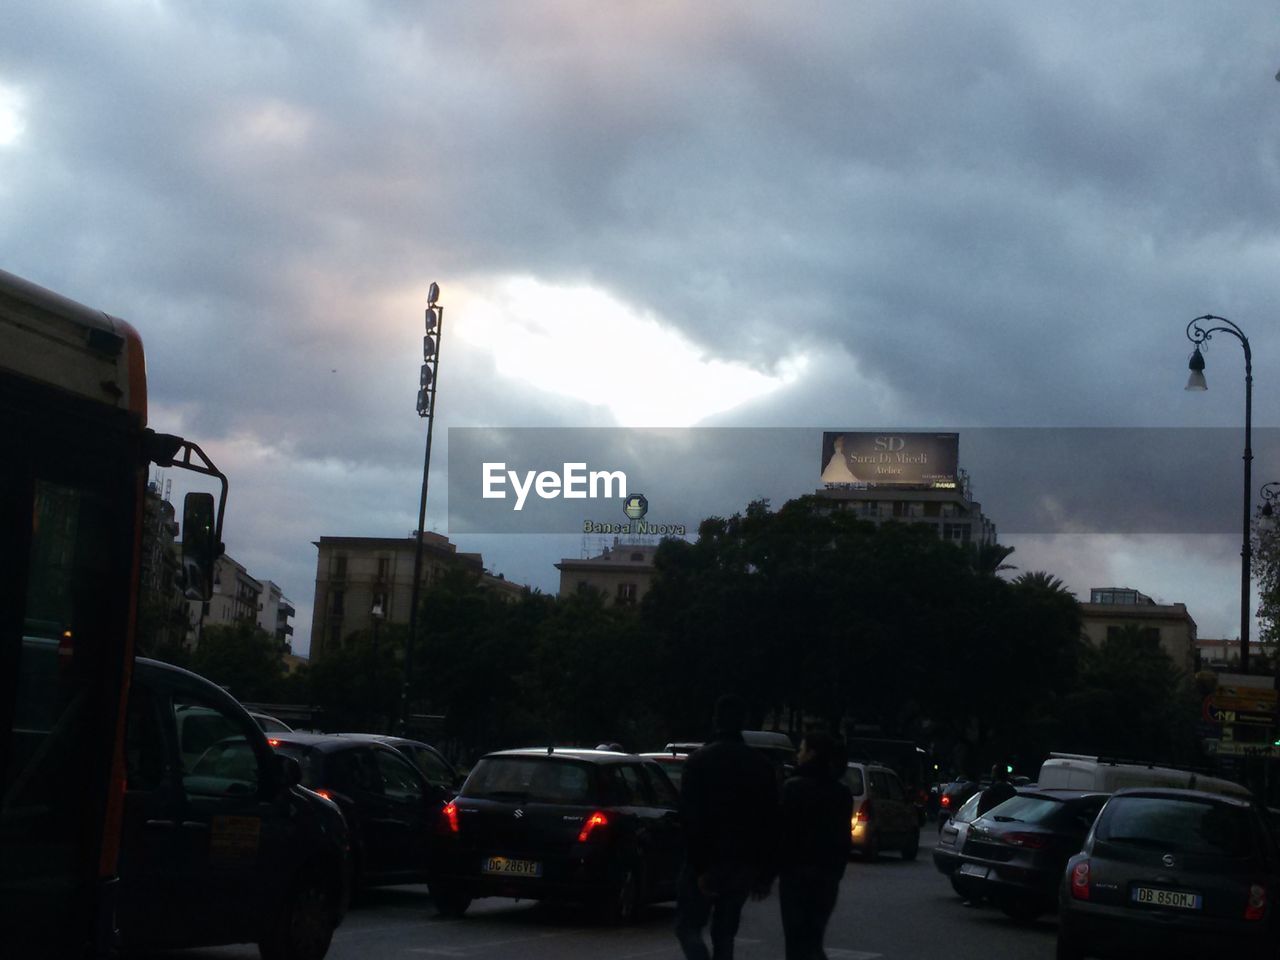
[1037, 752, 1253, 800]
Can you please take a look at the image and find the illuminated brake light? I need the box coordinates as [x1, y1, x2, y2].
[578, 811, 609, 842]
[1070, 861, 1090, 901]
[316, 789, 333, 801]
[441, 801, 460, 835]
[941, 795, 951, 808]
[1005, 832, 1049, 849]
[1246, 883, 1267, 921]
[268, 738, 280, 747]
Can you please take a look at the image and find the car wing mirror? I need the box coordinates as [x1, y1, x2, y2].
[181, 492, 218, 601]
[275, 753, 301, 789]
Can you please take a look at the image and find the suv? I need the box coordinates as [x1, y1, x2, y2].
[429, 748, 684, 922]
[844, 762, 920, 860]
[117, 659, 349, 960]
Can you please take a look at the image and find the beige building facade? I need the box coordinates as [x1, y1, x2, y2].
[310, 533, 523, 658]
[1079, 586, 1197, 674]
[556, 539, 660, 607]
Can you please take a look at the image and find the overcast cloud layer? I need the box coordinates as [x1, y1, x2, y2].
[4, 2, 1279, 654]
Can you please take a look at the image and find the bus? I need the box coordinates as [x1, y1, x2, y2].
[0, 268, 226, 957]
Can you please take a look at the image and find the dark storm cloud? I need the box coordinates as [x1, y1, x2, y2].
[4, 1, 1279, 649]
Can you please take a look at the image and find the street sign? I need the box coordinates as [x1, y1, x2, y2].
[1205, 741, 1276, 758]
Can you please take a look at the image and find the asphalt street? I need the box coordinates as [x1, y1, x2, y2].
[131, 831, 1060, 960]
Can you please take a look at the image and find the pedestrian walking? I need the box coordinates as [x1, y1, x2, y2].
[675, 694, 780, 960]
[976, 762, 1016, 816]
[778, 729, 853, 960]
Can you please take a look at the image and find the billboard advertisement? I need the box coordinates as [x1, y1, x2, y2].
[820, 432, 959, 487]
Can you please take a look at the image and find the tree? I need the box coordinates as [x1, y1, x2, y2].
[190, 621, 285, 702]
[308, 638, 400, 733]
[1058, 624, 1199, 763]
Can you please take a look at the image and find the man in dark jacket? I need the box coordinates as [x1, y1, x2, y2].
[976, 763, 1016, 816]
[675, 695, 780, 960]
[779, 730, 853, 960]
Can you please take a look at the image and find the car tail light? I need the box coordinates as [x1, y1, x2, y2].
[1004, 832, 1049, 849]
[268, 738, 280, 747]
[578, 811, 609, 842]
[1245, 884, 1267, 921]
[1070, 861, 1090, 901]
[941, 795, 952, 809]
[438, 801, 460, 835]
[315, 789, 333, 801]
[855, 801, 872, 823]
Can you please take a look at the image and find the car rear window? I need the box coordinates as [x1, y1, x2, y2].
[463, 757, 596, 804]
[983, 795, 1067, 824]
[1098, 797, 1255, 858]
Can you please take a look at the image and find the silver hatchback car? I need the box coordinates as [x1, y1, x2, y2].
[844, 762, 921, 860]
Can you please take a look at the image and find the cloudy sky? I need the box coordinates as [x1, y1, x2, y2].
[4, 2, 1280, 655]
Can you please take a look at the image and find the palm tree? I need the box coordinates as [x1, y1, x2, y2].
[1013, 571, 1075, 598]
[969, 542, 1016, 576]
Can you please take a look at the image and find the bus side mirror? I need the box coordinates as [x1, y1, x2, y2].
[181, 493, 217, 601]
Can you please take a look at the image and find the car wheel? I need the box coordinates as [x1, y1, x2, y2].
[901, 828, 920, 861]
[259, 876, 334, 960]
[597, 863, 644, 924]
[999, 897, 1045, 923]
[431, 885, 472, 919]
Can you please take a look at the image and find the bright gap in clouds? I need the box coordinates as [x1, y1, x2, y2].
[456, 277, 804, 426]
[0, 84, 26, 147]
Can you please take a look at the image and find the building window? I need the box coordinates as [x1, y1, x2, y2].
[334, 555, 347, 579]
[630, 552, 644, 562]
[377, 557, 390, 581]
[616, 583, 637, 605]
[331, 589, 345, 615]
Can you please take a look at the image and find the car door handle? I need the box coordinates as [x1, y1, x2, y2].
[180, 821, 209, 831]
[145, 819, 178, 829]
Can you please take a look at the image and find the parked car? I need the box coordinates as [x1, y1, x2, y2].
[429, 747, 684, 922]
[638, 750, 688, 790]
[1038, 753, 1252, 799]
[844, 761, 920, 860]
[951, 788, 1109, 921]
[251, 712, 294, 734]
[118, 659, 349, 960]
[937, 778, 984, 830]
[1058, 788, 1280, 960]
[334, 732, 461, 795]
[267, 733, 439, 889]
[933, 792, 984, 891]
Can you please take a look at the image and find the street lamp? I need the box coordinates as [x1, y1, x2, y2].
[403, 282, 444, 732]
[1185, 314, 1253, 672]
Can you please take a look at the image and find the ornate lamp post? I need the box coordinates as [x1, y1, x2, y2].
[1185, 314, 1253, 672]
[403, 283, 443, 731]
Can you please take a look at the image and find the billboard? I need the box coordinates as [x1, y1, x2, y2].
[820, 432, 959, 487]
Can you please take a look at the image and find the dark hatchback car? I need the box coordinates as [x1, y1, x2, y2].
[335, 732, 461, 794]
[951, 789, 1109, 921]
[119, 659, 349, 960]
[1058, 789, 1280, 960]
[429, 748, 684, 922]
[268, 733, 441, 889]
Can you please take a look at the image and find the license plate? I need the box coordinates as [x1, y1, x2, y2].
[1132, 886, 1202, 910]
[958, 863, 990, 879]
[483, 856, 542, 878]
